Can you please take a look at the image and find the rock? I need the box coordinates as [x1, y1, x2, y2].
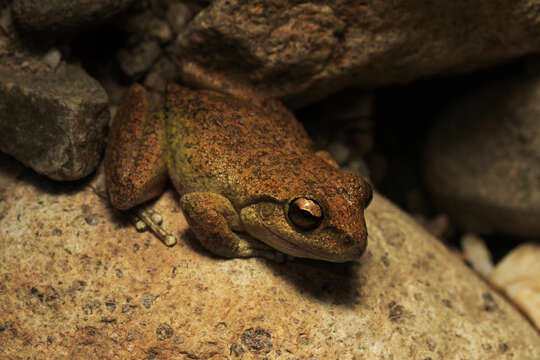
[11, 0, 136, 35]
[327, 141, 350, 165]
[172, 0, 540, 107]
[117, 40, 161, 78]
[0, 44, 109, 180]
[424, 63, 540, 237]
[166, 2, 197, 34]
[123, 11, 173, 44]
[144, 71, 167, 93]
[490, 243, 540, 330]
[41, 48, 62, 69]
[461, 233, 495, 279]
[0, 156, 538, 359]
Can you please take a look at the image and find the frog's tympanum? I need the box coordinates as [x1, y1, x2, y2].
[105, 82, 372, 262]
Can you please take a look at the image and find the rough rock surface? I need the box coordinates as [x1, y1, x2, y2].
[424, 64, 540, 237]
[0, 40, 110, 180]
[0, 156, 538, 359]
[11, 0, 136, 34]
[490, 244, 540, 330]
[172, 0, 540, 107]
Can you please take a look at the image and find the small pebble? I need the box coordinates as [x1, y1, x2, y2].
[166, 3, 195, 33]
[117, 40, 161, 78]
[144, 72, 167, 93]
[42, 49, 62, 70]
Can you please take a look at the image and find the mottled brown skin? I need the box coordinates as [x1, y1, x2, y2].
[105, 85, 167, 210]
[106, 83, 372, 262]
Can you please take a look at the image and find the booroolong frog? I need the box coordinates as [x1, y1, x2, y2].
[105, 81, 372, 262]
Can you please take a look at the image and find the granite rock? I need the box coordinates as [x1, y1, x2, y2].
[425, 62, 540, 237]
[172, 0, 540, 107]
[0, 156, 538, 359]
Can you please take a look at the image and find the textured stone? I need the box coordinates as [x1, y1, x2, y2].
[12, 0, 136, 34]
[425, 63, 540, 237]
[117, 40, 161, 78]
[0, 156, 538, 359]
[490, 244, 540, 330]
[123, 11, 173, 44]
[172, 0, 540, 107]
[0, 36, 109, 180]
[166, 2, 197, 34]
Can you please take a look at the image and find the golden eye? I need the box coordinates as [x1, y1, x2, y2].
[288, 197, 323, 230]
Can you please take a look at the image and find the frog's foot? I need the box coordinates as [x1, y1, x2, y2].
[131, 208, 177, 247]
[181, 192, 285, 262]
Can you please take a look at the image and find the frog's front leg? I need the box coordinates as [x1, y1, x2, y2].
[181, 192, 284, 261]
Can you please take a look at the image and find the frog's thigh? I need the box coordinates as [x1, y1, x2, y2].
[180, 192, 283, 261]
[105, 84, 168, 210]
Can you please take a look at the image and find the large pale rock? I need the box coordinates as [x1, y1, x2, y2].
[425, 64, 540, 237]
[172, 0, 540, 107]
[0, 155, 538, 359]
[0, 37, 109, 181]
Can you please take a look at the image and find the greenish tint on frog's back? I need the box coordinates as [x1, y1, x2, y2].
[165, 86, 338, 207]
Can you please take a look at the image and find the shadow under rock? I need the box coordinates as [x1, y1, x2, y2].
[0, 153, 98, 195]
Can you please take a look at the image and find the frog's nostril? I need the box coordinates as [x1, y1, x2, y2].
[343, 235, 354, 246]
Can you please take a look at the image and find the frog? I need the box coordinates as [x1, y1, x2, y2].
[104, 76, 373, 262]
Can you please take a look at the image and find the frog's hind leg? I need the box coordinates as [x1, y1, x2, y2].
[180, 192, 285, 261]
[105, 84, 168, 209]
[105, 84, 175, 245]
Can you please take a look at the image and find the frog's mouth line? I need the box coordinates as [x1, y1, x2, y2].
[259, 221, 333, 261]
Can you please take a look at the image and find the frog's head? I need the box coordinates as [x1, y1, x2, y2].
[240, 173, 373, 262]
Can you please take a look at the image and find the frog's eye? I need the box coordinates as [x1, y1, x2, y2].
[288, 197, 323, 230]
[365, 182, 373, 208]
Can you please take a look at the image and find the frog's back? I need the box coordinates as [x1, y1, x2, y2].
[165, 84, 320, 206]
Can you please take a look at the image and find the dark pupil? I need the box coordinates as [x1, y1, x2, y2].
[288, 198, 323, 230]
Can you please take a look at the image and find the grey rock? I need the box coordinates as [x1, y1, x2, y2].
[123, 11, 173, 44]
[425, 62, 540, 237]
[166, 2, 196, 34]
[0, 50, 109, 181]
[12, 0, 136, 34]
[327, 142, 350, 165]
[172, 0, 540, 107]
[150, 56, 179, 83]
[144, 71, 167, 93]
[117, 40, 161, 78]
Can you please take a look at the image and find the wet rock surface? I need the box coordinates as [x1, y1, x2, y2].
[0, 156, 537, 359]
[172, 0, 540, 107]
[425, 65, 540, 237]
